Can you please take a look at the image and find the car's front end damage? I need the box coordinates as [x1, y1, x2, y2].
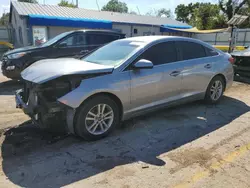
[15, 77, 81, 132]
[15, 58, 114, 133]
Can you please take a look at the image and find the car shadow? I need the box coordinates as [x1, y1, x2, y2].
[0, 80, 22, 95]
[1, 96, 250, 187]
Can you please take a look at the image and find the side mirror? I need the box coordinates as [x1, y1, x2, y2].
[56, 43, 67, 48]
[133, 59, 153, 69]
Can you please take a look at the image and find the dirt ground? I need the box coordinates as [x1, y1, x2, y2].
[0, 72, 250, 188]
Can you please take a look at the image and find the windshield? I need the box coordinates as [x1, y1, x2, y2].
[82, 40, 141, 66]
[41, 31, 72, 47]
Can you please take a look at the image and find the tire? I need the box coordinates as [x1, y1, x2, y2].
[204, 76, 225, 104]
[74, 95, 120, 141]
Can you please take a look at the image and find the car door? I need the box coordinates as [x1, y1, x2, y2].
[52, 33, 88, 58]
[155, 42, 183, 102]
[176, 41, 216, 96]
[129, 42, 181, 112]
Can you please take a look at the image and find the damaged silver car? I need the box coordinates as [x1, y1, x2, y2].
[16, 36, 234, 140]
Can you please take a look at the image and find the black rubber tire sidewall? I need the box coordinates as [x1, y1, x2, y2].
[75, 95, 120, 141]
[205, 76, 225, 104]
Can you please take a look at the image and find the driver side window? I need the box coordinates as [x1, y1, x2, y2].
[58, 35, 74, 47]
[141, 42, 177, 65]
[58, 34, 86, 47]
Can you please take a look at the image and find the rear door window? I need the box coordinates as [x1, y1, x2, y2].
[86, 34, 120, 45]
[176, 41, 206, 60]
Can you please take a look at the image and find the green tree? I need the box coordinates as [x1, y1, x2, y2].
[58, 0, 77, 8]
[219, 0, 249, 20]
[236, 4, 250, 27]
[129, 11, 137, 15]
[156, 8, 173, 18]
[175, 3, 199, 23]
[145, 9, 157, 16]
[0, 13, 9, 25]
[146, 8, 173, 18]
[102, 0, 128, 13]
[18, 0, 38, 3]
[175, 4, 189, 23]
[194, 3, 227, 29]
[175, 3, 227, 29]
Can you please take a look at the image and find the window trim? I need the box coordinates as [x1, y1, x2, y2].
[119, 39, 221, 73]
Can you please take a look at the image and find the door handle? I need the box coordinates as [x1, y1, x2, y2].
[204, 64, 212, 69]
[80, 50, 89, 54]
[170, 71, 180, 77]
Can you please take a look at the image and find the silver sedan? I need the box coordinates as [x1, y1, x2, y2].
[17, 36, 234, 140]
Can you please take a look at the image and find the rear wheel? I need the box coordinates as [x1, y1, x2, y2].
[75, 95, 120, 140]
[204, 76, 225, 104]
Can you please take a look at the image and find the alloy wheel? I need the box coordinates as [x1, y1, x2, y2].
[210, 80, 223, 101]
[85, 104, 114, 135]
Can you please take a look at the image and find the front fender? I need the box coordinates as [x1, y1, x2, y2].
[57, 72, 131, 110]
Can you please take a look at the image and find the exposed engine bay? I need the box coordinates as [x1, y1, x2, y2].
[16, 73, 108, 133]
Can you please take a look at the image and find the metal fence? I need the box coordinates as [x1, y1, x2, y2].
[193, 28, 250, 47]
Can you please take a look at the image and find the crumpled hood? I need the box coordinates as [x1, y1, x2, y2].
[21, 58, 114, 84]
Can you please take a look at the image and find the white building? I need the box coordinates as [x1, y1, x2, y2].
[9, 1, 191, 47]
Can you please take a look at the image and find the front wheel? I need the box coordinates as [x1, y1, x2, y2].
[204, 76, 225, 104]
[74, 95, 120, 141]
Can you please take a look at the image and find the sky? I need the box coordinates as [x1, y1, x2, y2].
[0, 0, 218, 17]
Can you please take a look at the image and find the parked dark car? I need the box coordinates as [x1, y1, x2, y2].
[1, 30, 125, 79]
[231, 47, 250, 77]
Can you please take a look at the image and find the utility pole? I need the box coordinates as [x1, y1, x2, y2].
[228, 0, 242, 53]
[136, 6, 140, 15]
[76, 0, 78, 8]
[96, 0, 100, 11]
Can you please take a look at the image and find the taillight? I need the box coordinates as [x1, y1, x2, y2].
[228, 57, 235, 64]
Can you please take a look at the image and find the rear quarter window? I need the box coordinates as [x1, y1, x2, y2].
[205, 47, 219, 57]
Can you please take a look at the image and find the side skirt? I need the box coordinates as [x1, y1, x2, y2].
[122, 93, 205, 121]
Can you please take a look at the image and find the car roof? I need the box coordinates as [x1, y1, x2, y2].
[119, 36, 215, 49]
[74, 29, 124, 35]
[121, 36, 199, 43]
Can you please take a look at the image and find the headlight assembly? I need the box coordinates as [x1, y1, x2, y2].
[7, 52, 27, 59]
[6, 65, 15, 70]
